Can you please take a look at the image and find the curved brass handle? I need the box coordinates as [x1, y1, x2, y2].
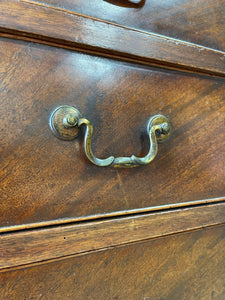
[104, 0, 145, 8]
[49, 105, 171, 168]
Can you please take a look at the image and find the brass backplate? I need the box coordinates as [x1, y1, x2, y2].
[49, 105, 82, 140]
[147, 114, 171, 142]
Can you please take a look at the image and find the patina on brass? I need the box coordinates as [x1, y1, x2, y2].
[49, 105, 82, 140]
[49, 105, 171, 168]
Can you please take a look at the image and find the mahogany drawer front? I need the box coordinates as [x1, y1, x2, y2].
[32, 0, 225, 51]
[1, 37, 225, 230]
[1, 225, 225, 299]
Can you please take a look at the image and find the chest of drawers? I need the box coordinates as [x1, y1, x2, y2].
[0, 1, 225, 299]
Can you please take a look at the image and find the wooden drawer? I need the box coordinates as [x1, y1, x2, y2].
[1, 225, 225, 299]
[1, 37, 225, 231]
[1, 2, 225, 298]
[25, 0, 225, 51]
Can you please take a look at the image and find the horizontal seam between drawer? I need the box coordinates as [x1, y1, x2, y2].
[1, 31, 225, 79]
[1, 1, 225, 77]
[1, 197, 225, 234]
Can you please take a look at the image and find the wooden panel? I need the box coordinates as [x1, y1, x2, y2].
[32, 0, 225, 51]
[0, 203, 224, 269]
[0, 225, 225, 299]
[1, 1, 225, 76]
[1, 38, 225, 229]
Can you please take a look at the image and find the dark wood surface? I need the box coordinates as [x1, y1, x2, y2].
[1, 1, 225, 298]
[1, 37, 225, 230]
[1, 1, 225, 77]
[32, 0, 225, 52]
[0, 203, 224, 270]
[1, 225, 224, 300]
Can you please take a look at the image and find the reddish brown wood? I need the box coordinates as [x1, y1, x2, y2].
[32, 0, 225, 51]
[1, 203, 224, 270]
[1, 37, 225, 229]
[0, 1, 225, 76]
[0, 1, 224, 299]
[1, 197, 224, 233]
[0, 225, 225, 299]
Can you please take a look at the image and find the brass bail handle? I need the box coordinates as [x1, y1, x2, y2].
[49, 105, 171, 168]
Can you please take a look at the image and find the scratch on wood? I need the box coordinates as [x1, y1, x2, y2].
[116, 170, 129, 208]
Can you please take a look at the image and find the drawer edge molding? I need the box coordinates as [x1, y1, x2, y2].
[0, 1, 225, 76]
[0, 197, 225, 234]
[0, 202, 225, 270]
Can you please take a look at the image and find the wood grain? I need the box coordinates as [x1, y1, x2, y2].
[0, 225, 224, 299]
[0, 1, 225, 76]
[0, 3, 225, 298]
[1, 38, 225, 229]
[33, 0, 225, 51]
[0, 203, 224, 270]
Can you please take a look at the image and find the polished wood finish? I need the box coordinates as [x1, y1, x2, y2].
[1, 203, 224, 270]
[1, 1, 225, 298]
[1, 1, 225, 76]
[1, 38, 225, 229]
[1, 225, 225, 299]
[33, 0, 225, 51]
[1, 197, 224, 233]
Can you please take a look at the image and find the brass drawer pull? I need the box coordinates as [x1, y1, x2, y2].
[104, 0, 145, 8]
[49, 105, 171, 168]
